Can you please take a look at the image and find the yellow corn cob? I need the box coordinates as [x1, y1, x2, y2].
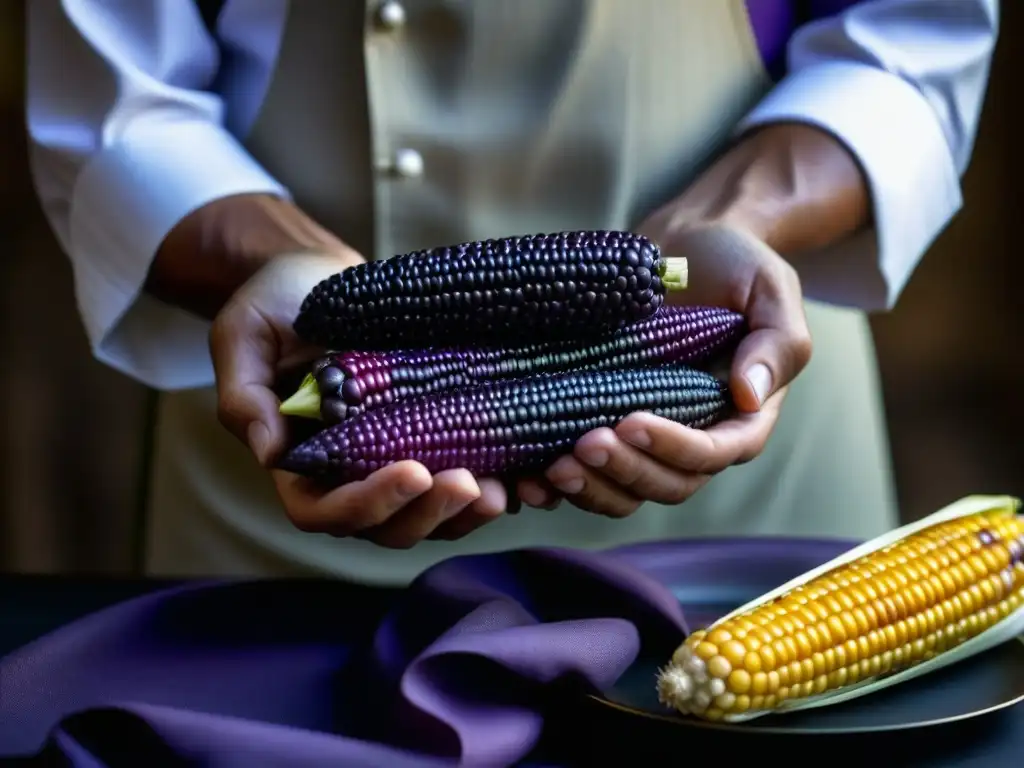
[657, 495, 1024, 723]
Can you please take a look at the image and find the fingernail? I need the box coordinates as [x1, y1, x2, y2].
[247, 422, 270, 465]
[745, 363, 773, 405]
[579, 448, 609, 468]
[622, 430, 651, 449]
[553, 477, 585, 495]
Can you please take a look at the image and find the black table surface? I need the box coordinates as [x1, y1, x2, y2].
[1, 574, 1020, 767]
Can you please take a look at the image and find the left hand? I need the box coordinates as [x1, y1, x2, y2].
[517, 221, 814, 517]
[211, 252, 512, 548]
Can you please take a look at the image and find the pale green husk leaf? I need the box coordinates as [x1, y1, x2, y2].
[279, 373, 323, 419]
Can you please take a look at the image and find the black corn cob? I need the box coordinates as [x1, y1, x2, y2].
[280, 306, 745, 424]
[292, 230, 687, 351]
[278, 365, 729, 486]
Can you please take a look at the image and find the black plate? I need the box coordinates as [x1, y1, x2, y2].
[591, 592, 1024, 734]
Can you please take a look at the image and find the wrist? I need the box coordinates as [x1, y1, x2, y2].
[668, 123, 871, 255]
[146, 193, 360, 320]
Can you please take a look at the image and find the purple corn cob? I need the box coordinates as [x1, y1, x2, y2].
[281, 305, 745, 424]
[293, 230, 688, 351]
[278, 364, 729, 486]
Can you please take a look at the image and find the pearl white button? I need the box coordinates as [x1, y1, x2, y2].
[393, 148, 424, 178]
[376, 1, 406, 29]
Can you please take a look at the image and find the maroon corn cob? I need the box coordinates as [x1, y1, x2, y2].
[278, 364, 729, 486]
[281, 306, 745, 424]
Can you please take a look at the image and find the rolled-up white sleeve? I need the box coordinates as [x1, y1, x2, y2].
[26, 0, 289, 390]
[738, 0, 999, 311]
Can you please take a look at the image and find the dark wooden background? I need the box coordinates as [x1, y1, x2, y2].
[0, 2, 1018, 574]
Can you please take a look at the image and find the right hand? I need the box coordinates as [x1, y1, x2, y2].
[209, 252, 510, 549]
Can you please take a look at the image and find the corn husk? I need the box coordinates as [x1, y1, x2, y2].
[658, 494, 1024, 722]
[280, 373, 322, 419]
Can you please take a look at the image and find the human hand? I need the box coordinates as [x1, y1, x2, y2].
[517, 222, 813, 517]
[209, 252, 509, 548]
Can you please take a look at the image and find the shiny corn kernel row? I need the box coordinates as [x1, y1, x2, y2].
[279, 364, 729, 485]
[658, 507, 1024, 721]
[282, 305, 744, 424]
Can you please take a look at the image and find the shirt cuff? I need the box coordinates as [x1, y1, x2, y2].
[67, 120, 289, 391]
[737, 60, 963, 312]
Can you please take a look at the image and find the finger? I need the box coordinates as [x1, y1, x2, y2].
[518, 478, 561, 509]
[272, 460, 433, 534]
[700, 387, 788, 464]
[475, 478, 511, 517]
[613, 393, 785, 475]
[427, 508, 500, 540]
[428, 480, 507, 541]
[360, 469, 481, 549]
[574, 428, 709, 505]
[209, 302, 286, 465]
[545, 456, 643, 518]
[730, 264, 812, 412]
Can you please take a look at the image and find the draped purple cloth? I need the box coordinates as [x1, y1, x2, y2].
[0, 538, 853, 767]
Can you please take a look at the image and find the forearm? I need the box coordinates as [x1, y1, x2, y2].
[669, 123, 872, 257]
[147, 194, 361, 321]
[719, 0, 996, 311]
[26, 0, 312, 389]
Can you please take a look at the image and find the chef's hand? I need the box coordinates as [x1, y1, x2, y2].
[209, 252, 509, 548]
[517, 222, 812, 517]
[517, 122, 873, 517]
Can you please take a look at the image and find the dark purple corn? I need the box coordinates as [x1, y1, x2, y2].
[289, 306, 744, 424]
[292, 230, 688, 350]
[278, 365, 729, 486]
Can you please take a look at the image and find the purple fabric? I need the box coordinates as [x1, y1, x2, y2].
[0, 538, 853, 767]
[745, 0, 868, 79]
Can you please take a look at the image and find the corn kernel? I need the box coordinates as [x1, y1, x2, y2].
[657, 506, 1024, 722]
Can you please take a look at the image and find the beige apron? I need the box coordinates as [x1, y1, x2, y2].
[143, 0, 898, 584]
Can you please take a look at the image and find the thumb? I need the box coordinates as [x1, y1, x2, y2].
[730, 321, 813, 413]
[209, 303, 287, 466]
[730, 277, 813, 412]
